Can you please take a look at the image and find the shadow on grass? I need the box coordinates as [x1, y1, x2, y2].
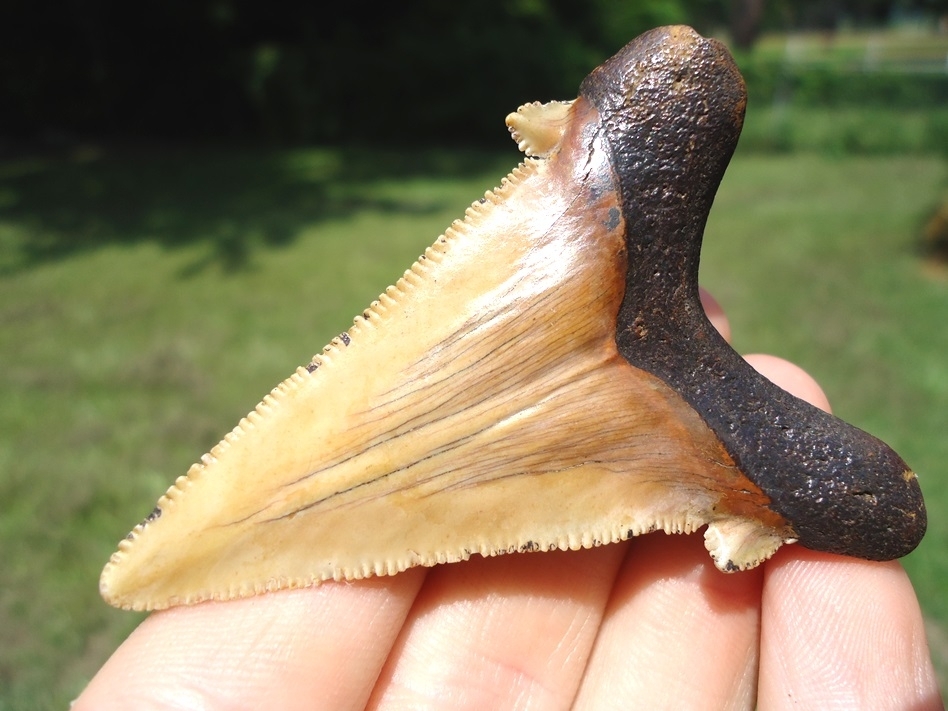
[0, 145, 510, 276]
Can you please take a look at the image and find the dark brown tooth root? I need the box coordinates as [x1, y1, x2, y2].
[582, 25, 925, 560]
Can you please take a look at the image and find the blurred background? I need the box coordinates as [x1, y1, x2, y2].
[1, 0, 946, 706]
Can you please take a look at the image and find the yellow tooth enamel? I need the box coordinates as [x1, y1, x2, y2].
[101, 96, 787, 612]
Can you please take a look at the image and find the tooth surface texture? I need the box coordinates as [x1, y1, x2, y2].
[100, 97, 784, 611]
[101, 25, 925, 610]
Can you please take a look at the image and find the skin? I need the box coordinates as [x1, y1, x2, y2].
[75, 290, 943, 710]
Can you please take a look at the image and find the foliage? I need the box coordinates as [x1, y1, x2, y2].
[732, 29, 948, 154]
[1, 147, 946, 707]
[738, 106, 948, 155]
[0, 1, 695, 146]
[6, 1, 943, 147]
[740, 60, 948, 109]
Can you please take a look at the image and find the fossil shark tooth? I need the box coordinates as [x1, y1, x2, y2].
[100, 26, 926, 611]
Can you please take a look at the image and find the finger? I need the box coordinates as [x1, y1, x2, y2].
[364, 287, 729, 709]
[74, 571, 425, 711]
[573, 349, 845, 709]
[759, 549, 942, 710]
[700, 286, 732, 343]
[743, 353, 832, 413]
[572, 533, 762, 710]
[750, 355, 941, 708]
[368, 544, 627, 710]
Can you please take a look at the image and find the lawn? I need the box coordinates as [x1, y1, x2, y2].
[0, 145, 945, 707]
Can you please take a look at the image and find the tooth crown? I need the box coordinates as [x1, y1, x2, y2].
[101, 26, 925, 611]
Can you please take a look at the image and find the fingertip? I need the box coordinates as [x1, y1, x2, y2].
[74, 575, 425, 711]
[743, 353, 832, 413]
[700, 287, 731, 343]
[760, 548, 941, 709]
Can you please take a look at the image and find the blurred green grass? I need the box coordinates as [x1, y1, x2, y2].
[739, 106, 948, 155]
[1, 145, 945, 707]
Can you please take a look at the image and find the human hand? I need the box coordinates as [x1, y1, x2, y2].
[74, 295, 943, 710]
